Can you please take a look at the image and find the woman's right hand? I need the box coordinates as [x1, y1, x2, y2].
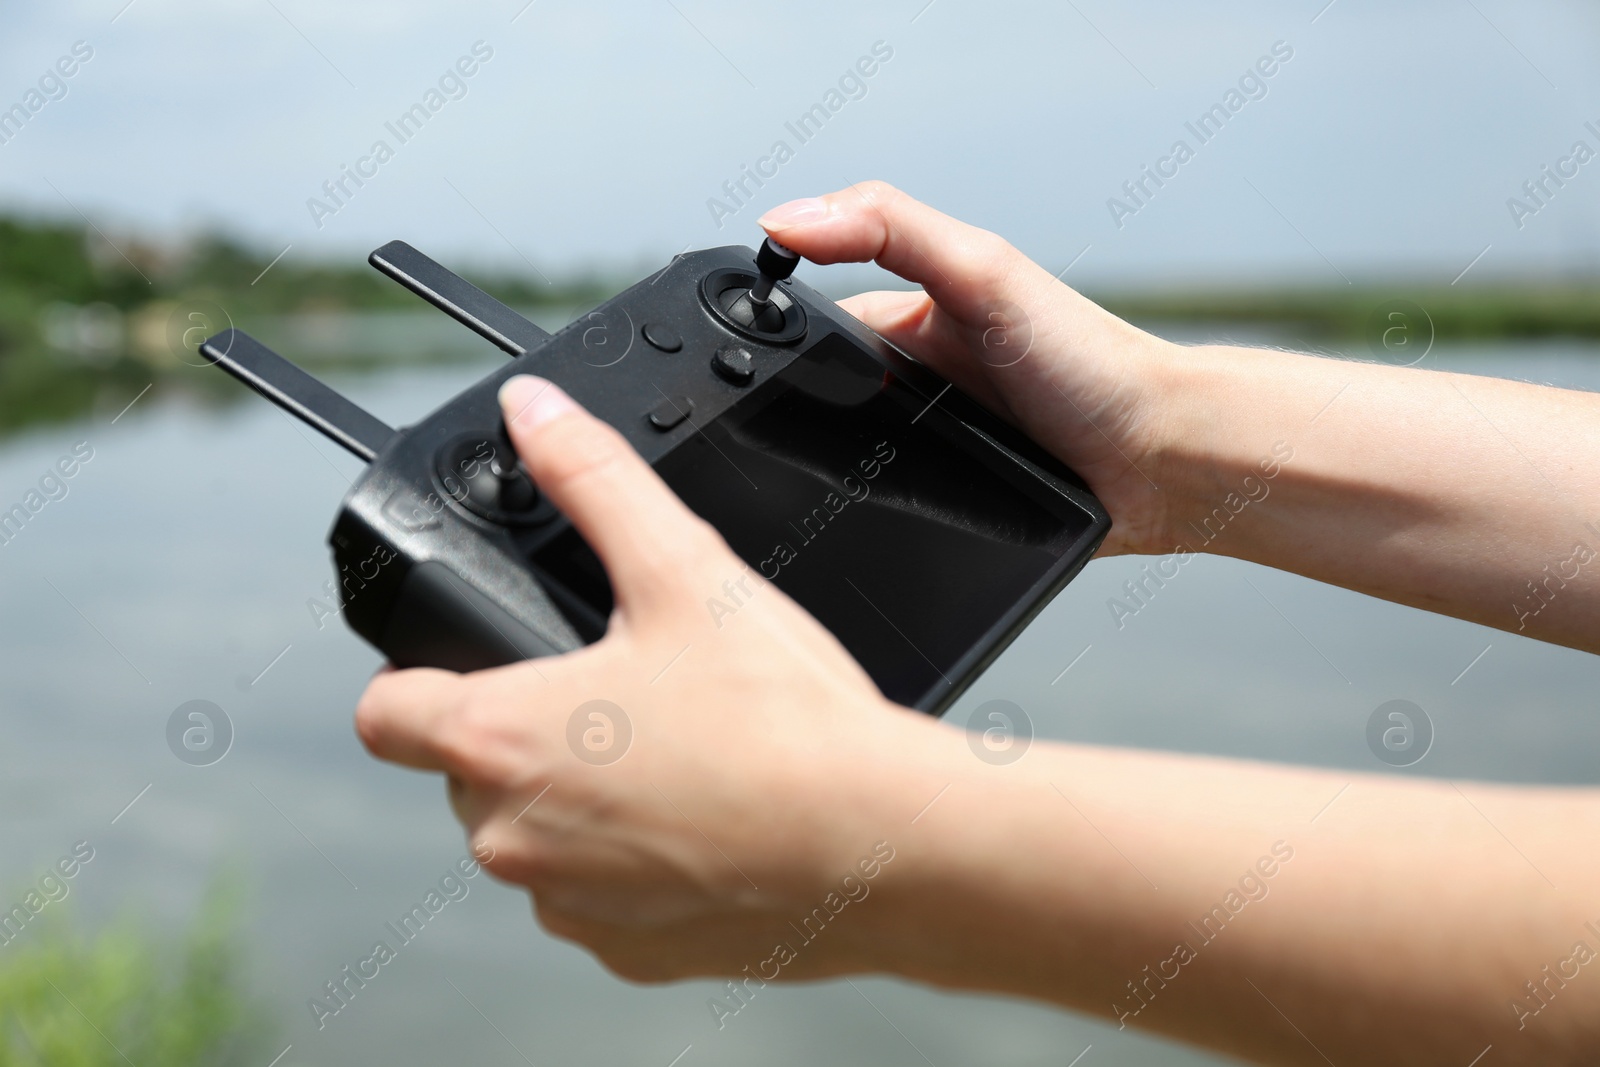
[759, 182, 1179, 557]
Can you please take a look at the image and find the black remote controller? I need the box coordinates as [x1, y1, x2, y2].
[200, 239, 1109, 715]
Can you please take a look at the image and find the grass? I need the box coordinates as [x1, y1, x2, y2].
[0, 886, 276, 1066]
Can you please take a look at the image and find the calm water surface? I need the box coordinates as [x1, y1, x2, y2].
[1, 331, 1596, 1066]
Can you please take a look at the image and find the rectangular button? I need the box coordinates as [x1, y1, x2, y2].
[648, 396, 693, 431]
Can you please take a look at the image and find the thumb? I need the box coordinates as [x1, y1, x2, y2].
[498, 375, 720, 612]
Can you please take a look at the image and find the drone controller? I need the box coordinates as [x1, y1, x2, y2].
[200, 237, 1109, 715]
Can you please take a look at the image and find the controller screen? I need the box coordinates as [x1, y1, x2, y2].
[652, 333, 1093, 708]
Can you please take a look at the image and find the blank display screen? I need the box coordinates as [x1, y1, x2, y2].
[654, 334, 1092, 707]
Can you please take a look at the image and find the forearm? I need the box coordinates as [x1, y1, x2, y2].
[1143, 343, 1600, 651]
[875, 734, 1600, 1065]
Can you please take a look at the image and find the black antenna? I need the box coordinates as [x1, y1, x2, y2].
[199, 329, 396, 462]
[369, 240, 553, 358]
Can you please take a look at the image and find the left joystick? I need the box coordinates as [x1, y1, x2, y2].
[437, 434, 548, 524]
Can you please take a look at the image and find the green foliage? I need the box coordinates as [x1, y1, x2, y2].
[0, 886, 276, 1067]
[0, 208, 1597, 440]
[0, 213, 603, 319]
[0, 218, 103, 307]
[0, 210, 612, 438]
[1095, 283, 1600, 344]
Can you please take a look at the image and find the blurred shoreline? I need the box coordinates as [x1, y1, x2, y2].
[4, 213, 1598, 439]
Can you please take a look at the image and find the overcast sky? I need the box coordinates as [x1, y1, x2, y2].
[1, 0, 1598, 290]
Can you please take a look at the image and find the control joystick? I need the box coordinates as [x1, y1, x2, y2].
[701, 238, 807, 344]
[437, 435, 551, 525]
[748, 237, 799, 305]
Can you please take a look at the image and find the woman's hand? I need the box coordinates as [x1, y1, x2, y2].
[349, 189, 1600, 1064]
[762, 183, 1600, 651]
[354, 376, 953, 982]
[760, 182, 1179, 555]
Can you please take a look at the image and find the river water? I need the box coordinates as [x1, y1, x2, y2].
[1, 327, 1596, 1066]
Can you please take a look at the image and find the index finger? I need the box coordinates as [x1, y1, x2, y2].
[757, 181, 1046, 324]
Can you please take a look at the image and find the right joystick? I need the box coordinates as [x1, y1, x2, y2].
[748, 238, 799, 306]
[699, 238, 807, 345]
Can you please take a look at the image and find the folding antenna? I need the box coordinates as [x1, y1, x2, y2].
[199, 329, 397, 462]
[368, 240, 553, 357]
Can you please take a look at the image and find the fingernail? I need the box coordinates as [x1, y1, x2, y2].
[759, 197, 829, 231]
[499, 375, 579, 429]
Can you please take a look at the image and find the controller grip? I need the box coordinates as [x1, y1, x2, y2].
[378, 560, 562, 672]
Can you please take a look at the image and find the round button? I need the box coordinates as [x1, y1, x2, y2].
[642, 322, 683, 352]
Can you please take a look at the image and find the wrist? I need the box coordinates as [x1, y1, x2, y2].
[832, 719, 1090, 995]
[1140, 343, 1305, 557]
[772, 703, 965, 972]
[1067, 322, 1193, 557]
